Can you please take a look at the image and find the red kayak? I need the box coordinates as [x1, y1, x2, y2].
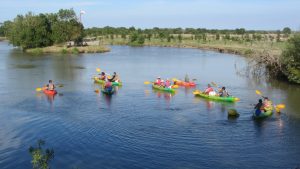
[174, 81, 196, 87]
[43, 89, 57, 95]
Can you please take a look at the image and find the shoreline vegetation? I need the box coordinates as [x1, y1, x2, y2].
[25, 45, 110, 54]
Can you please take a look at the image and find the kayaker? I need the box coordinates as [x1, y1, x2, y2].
[109, 72, 120, 82]
[160, 80, 165, 87]
[204, 84, 215, 96]
[263, 97, 272, 110]
[155, 77, 162, 85]
[254, 99, 263, 115]
[46, 80, 55, 91]
[104, 81, 113, 90]
[184, 74, 190, 82]
[165, 78, 171, 88]
[219, 87, 229, 97]
[99, 72, 106, 81]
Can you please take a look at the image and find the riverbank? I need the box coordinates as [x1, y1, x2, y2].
[100, 37, 284, 58]
[25, 45, 110, 55]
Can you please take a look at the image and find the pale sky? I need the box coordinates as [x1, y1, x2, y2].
[0, 0, 299, 30]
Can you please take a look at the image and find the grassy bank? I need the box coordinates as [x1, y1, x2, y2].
[100, 36, 284, 59]
[25, 45, 110, 55]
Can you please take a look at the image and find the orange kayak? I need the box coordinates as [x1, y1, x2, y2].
[43, 89, 57, 95]
[174, 81, 196, 87]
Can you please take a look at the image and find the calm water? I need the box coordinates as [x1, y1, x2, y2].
[0, 41, 300, 169]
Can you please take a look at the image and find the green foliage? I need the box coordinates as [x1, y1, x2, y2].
[61, 48, 68, 54]
[178, 34, 182, 43]
[29, 139, 54, 169]
[72, 47, 79, 54]
[235, 28, 246, 35]
[282, 27, 291, 35]
[128, 32, 145, 46]
[282, 34, 300, 83]
[3, 9, 84, 49]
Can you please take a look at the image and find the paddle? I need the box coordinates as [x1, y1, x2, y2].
[144, 81, 152, 85]
[36, 83, 64, 92]
[96, 68, 101, 72]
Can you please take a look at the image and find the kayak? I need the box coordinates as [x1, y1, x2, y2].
[193, 91, 239, 102]
[101, 87, 115, 95]
[174, 80, 196, 87]
[43, 89, 57, 95]
[152, 84, 175, 93]
[252, 106, 273, 119]
[94, 77, 122, 86]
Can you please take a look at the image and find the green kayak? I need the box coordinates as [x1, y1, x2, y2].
[252, 107, 273, 119]
[94, 77, 122, 86]
[193, 91, 239, 102]
[152, 84, 175, 93]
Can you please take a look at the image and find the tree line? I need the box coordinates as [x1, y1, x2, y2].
[0, 9, 84, 49]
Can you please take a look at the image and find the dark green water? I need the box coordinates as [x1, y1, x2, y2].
[0, 41, 299, 169]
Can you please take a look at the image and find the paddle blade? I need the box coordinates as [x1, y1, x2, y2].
[255, 90, 262, 95]
[193, 90, 201, 95]
[276, 104, 285, 109]
[94, 89, 100, 93]
[36, 88, 42, 92]
[96, 68, 101, 72]
[144, 81, 151, 85]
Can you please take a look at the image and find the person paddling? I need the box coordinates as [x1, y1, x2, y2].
[46, 80, 55, 91]
[184, 74, 190, 82]
[219, 87, 229, 97]
[254, 99, 263, 116]
[204, 84, 216, 96]
[109, 72, 120, 82]
[165, 78, 171, 88]
[99, 72, 106, 81]
[155, 77, 162, 85]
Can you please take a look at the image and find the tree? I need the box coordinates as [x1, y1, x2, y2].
[5, 9, 84, 49]
[235, 28, 246, 35]
[282, 27, 291, 35]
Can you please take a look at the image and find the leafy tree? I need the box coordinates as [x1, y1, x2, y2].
[235, 28, 246, 35]
[282, 27, 291, 35]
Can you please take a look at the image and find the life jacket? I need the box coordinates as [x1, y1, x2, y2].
[165, 80, 170, 87]
[156, 79, 161, 85]
[205, 87, 214, 94]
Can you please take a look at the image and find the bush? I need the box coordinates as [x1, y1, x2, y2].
[281, 34, 300, 83]
[61, 48, 68, 54]
[72, 47, 79, 54]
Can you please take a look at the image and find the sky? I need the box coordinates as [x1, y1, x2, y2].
[0, 0, 299, 30]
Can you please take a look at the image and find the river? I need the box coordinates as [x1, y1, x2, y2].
[0, 41, 299, 169]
